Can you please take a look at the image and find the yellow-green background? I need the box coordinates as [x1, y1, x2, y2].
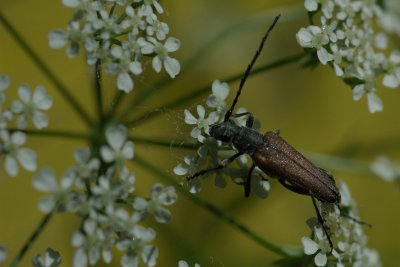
[0, 0, 399, 266]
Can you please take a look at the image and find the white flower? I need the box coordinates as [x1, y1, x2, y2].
[371, 155, 400, 182]
[0, 130, 37, 177]
[178, 260, 200, 267]
[184, 105, 218, 143]
[352, 83, 383, 113]
[146, 16, 169, 40]
[352, 68, 383, 113]
[174, 154, 204, 193]
[206, 80, 230, 116]
[32, 248, 62, 267]
[100, 125, 134, 168]
[382, 51, 400, 88]
[296, 26, 332, 64]
[117, 225, 158, 267]
[0, 245, 6, 264]
[106, 45, 143, 93]
[133, 184, 177, 223]
[73, 148, 100, 180]
[33, 168, 75, 213]
[122, 6, 146, 34]
[301, 227, 331, 266]
[146, 37, 181, 78]
[11, 84, 53, 129]
[138, 0, 164, 14]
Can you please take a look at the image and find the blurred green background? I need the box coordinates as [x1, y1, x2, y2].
[1, 0, 399, 266]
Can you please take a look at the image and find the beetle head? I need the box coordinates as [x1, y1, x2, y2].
[209, 119, 239, 143]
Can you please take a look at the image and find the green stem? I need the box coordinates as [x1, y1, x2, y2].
[132, 136, 199, 150]
[8, 128, 89, 140]
[94, 60, 103, 122]
[134, 155, 300, 258]
[106, 90, 124, 118]
[10, 210, 55, 267]
[0, 12, 93, 127]
[126, 52, 307, 127]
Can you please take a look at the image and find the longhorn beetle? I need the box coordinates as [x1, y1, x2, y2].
[186, 14, 341, 249]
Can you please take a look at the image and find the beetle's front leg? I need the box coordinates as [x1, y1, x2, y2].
[186, 152, 243, 181]
[232, 112, 254, 128]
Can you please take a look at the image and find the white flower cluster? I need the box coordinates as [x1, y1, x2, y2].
[0, 75, 53, 177]
[173, 80, 270, 197]
[32, 248, 62, 267]
[49, 0, 180, 93]
[301, 181, 381, 267]
[296, 0, 400, 113]
[32, 125, 177, 267]
[371, 155, 400, 183]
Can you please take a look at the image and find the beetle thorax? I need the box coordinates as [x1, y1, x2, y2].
[209, 120, 264, 154]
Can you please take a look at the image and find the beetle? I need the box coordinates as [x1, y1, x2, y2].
[186, 14, 341, 248]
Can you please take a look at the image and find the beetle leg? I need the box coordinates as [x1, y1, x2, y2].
[186, 152, 243, 180]
[311, 196, 333, 251]
[244, 164, 256, 197]
[232, 112, 254, 128]
[278, 179, 310, 196]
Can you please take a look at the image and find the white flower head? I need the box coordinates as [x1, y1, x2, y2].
[0, 130, 37, 177]
[107, 45, 143, 93]
[100, 125, 134, 169]
[371, 155, 400, 182]
[33, 167, 76, 213]
[297, 0, 400, 112]
[133, 184, 177, 223]
[32, 248, 62, 267]
[146, 37, 181, 78]
[184, 105, 218, 143]
[73, 147, 100, 180]
[206, 80, 230, 116]
[11, 84, 53, 129]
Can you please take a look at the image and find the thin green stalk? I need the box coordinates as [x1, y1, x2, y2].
[94, 60, 103, 121]
[106, 90, 124, 117]
[119, 4, 305, 121]
[0, 12, 93, 127]
[134, 155, 301, 258]
[8, 128, 89, 140]
[126, 52, 307, 127]
[132, 136, 199, 150]
[10, 210, 55, 267]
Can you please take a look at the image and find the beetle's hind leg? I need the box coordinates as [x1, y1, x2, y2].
[186, 152, 243, 181]
[278, 180, 334, 250]
[244, 164, 256, 197]
[311, 196, 334, 251]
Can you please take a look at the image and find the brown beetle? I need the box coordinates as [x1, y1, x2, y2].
[186, 14, 341, 248]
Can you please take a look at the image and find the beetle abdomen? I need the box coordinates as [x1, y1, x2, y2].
[251, 131, 340, 203]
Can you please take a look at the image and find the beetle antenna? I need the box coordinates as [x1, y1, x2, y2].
[224, 14, 281, 122]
